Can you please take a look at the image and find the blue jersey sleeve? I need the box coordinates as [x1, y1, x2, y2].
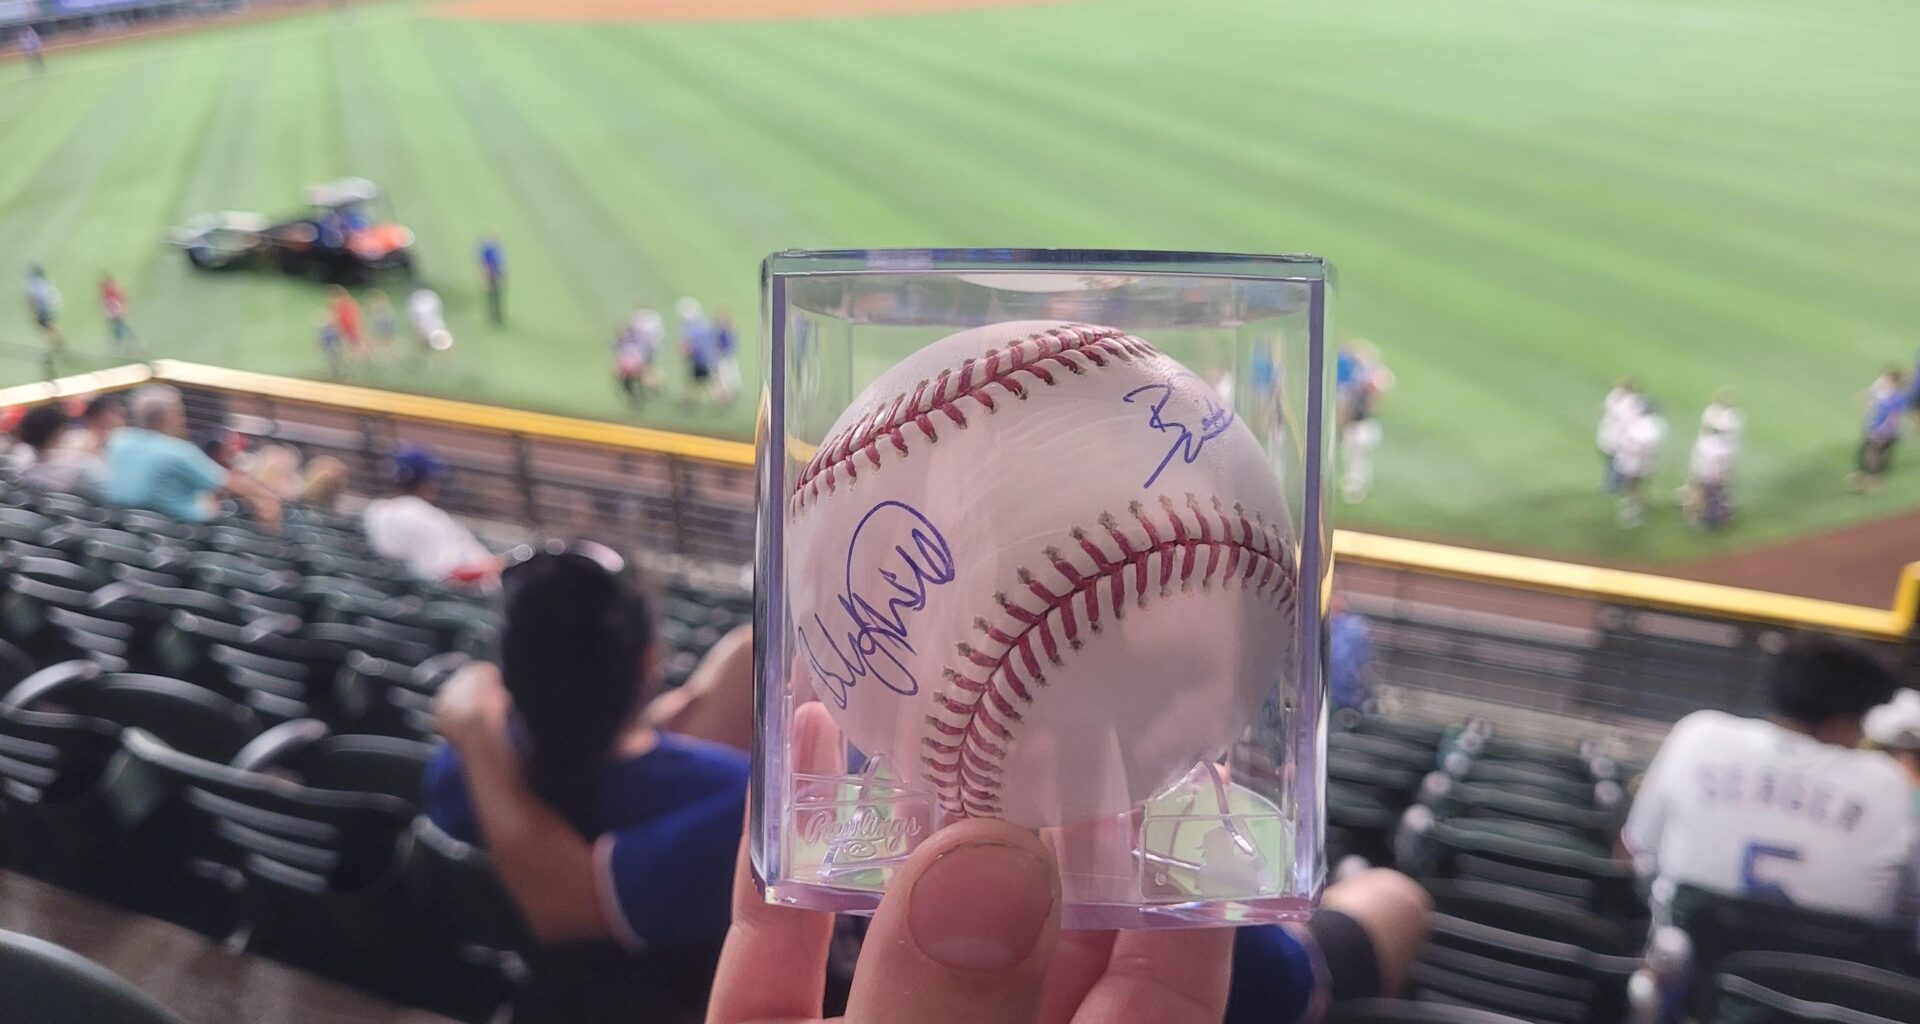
[422, 744, 483, 844]
[1226, 925, 1324, 1024]
[596, 787, 744, 951]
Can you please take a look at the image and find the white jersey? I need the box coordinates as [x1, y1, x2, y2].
[1689, 431, 1736, 486]
[1700, 402, 1744, 447]
[1611, 412, 1665, 479]
[407, 289, 446, 335]
[1598, 389, 1641, 454]
[362, 495, 491, 582]
[1623, 710, 1919, 920]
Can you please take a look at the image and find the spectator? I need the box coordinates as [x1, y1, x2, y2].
[1622, 636, 1913, 921]
[25, 263, 62, 352]
[478, 232, 506, 326]
[1683, 395, 1740, 530]
[10, 404, 89, 494]
[239, 444, 350, 512]
[1597, 377, 1643, 493]
[678, 297, 716, 407]
[711, 308, 741, 405]
[99, 272, 138, 352]
[613, 308, 661, 407]
[1612, 400, 1666, 528]
[18, 25, 41, 75]
[1328, 592, 1374, 713]
[368, 291, 398, 354]
[361, 445, 495, 583]
[1851, 367, 1908, 493]
[103, 384, 281, 527]
[1864, 690, 1920, 789]
[328, 286, 364, 359]
[431, 545, 750, 1011]
[408, 285, 453, 356]
[46, 393, 124, 492]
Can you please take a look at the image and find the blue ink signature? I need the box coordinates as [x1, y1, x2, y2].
[1123, 376, 1235, 488]
[799, 500, 957, 710]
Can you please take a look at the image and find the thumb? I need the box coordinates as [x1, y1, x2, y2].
[844, 818, 1060, 1024]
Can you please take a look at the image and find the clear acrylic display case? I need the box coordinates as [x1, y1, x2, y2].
[753, 249, 1333, 928]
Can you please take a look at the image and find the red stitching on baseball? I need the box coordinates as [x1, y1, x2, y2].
[921, 496, 1295, 818]
[789, 324, 1154, 513]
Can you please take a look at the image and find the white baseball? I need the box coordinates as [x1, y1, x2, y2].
[788, 321, 1297, 828]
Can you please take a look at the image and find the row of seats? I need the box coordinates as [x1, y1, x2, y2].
[0, 481, 749, 1023]
[0, 661, 520, 1020]
[1323, 712, 1920, 1024]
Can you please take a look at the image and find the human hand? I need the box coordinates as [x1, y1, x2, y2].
[434, 661, 513, 751]
[707, 705, 1234, 1024]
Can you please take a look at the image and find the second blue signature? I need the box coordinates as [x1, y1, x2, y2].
[799, 500, 957, 710]
[1124, 375, 1235, 489]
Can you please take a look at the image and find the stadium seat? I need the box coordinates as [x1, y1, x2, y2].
[1398, 810, 1640, 923]
[32, 493, 108, 524]
[1329, 747, 1424, 806]
[1424, 879, 1637, 955]
[1454, 733, 1607, 781]
[0, 929, 189, 1024]
[234, 717, 432, 810]
[119, 727, 423, 994]
[1328, 730, 1441, 775]
[1, 558, 107, 663]
[1328, 781, 1401, 866]
[1706, 952, 1920, 1024]
[401, 817, 529, 1022]
[1349, 714, 1452, 749]
[1413, 879, 1638, 1024]
[1458, 760, 1607, 806]
[206, 525, 302, 565]
[0, 638, 36, 697]
[1, 665, 262, 934]
[0, 700, 122, 883]
[1666, 883, 1917, 1016]
[184, 550, 299, 596]
[110, 508, 207, 545]
[0, 507, 54, 546]
[1325, 999, 1530, 1024]
[207, 644, 313, 723]
[1427, 779, 1620, 846]
[397, 600, 499, 654]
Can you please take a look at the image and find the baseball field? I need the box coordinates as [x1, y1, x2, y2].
[2, 0, 1917, 569]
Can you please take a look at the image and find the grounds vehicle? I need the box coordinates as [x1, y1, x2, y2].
[167, 178, 416, 283]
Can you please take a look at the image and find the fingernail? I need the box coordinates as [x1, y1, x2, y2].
[908, 840, 1054, 970]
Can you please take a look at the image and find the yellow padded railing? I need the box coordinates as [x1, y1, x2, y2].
[4, 361, 1914, 640]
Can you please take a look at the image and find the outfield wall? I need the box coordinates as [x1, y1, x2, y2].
[6, 362, 1913, 741]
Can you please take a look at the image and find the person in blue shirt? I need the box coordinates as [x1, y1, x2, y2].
[1329, 593, 1375, 714]
[430, 540, 749, 959]
[477, 233, 506, 327]
[1851, 366, 1908, 493]
[104, 384, 281, 527]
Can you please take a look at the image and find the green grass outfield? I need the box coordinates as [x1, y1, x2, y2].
[2, 0, 1918, 565]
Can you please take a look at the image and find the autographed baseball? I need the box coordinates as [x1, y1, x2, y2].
[789, 321, 1297, 828]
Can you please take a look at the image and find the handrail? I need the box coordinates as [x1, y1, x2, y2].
[149, 360, 756, 466]
[1332, 531, 1913, 640]
[4, 360, 1914, 639]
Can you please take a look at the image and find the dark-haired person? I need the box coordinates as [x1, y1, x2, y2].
[430, 543, 750, 1014]
[362, 445, 496, 583]
[1622, 636, 1915, 921]
[10, 404, 84, 493]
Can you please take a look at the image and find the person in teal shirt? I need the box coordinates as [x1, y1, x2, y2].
[104, 384, 280, 526]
